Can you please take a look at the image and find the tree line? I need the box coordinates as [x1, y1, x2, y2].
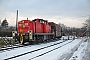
[0, 18, 16, 37]
[60, 17, 90, 37]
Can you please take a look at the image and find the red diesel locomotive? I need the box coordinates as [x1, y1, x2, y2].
[12, 18, 62, 44]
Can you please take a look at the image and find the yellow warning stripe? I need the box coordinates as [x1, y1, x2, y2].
[20, 34, 23, 44]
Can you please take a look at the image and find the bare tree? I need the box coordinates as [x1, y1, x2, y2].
[83, 17, 90, 28]
[82, 17, 90, 37]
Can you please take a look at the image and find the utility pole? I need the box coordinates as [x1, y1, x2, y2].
[0, 20, 1, 26]
[16, 10, 18, 32]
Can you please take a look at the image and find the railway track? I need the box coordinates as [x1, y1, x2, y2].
[0, 39, 59, 53]
[3, 39, 74, 60]
[29, 40, 73, 60]
[0, 44, 26, 52]
[0, 37, 63, 53]
[0, 36, 73, 52]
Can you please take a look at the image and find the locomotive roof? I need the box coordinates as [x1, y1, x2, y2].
[32, 18, 47, 22]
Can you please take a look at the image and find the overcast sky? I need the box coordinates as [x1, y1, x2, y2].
[0, 0, 90, 28]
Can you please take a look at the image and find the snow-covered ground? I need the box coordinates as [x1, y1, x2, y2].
[0, 36, 89, 60]
[69, 39, 88, 60]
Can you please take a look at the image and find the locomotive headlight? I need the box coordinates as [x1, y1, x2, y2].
[30, 33, 31, 34]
